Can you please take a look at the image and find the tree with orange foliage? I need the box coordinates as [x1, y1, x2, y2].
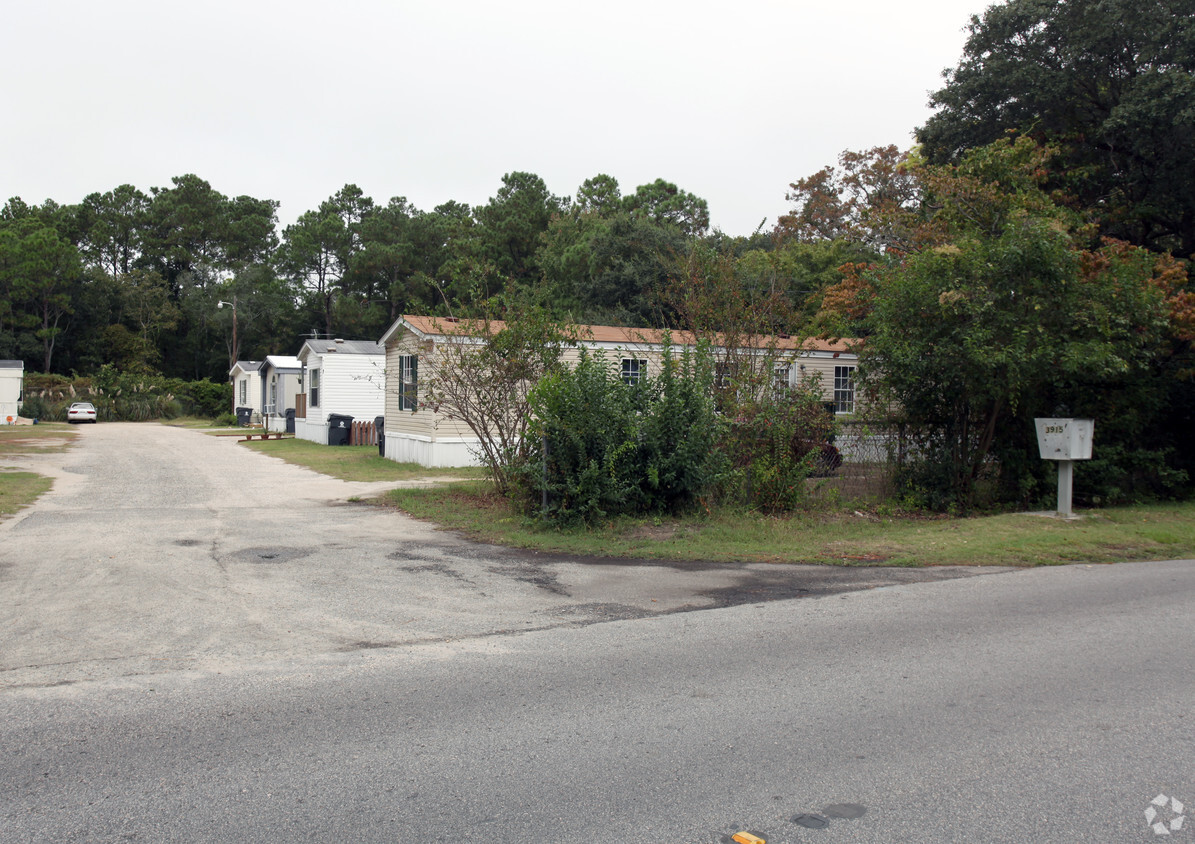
[851, 138, 1192, 510]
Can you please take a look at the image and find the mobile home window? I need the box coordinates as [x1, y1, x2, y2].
[309, 369, 320, 408]
[399, 355, 418, 411]
[238, 379, 247, 406]
[834, 365, 855, 414]
[773, 363, 792, 397]
[621, 358, 648, 385]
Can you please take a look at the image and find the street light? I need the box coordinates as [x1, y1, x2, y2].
[217, 295, 238, 367]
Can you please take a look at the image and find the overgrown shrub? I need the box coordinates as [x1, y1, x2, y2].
[164, 377, 231, 418]
[16, 393, 56, 421]
[524, 342, 726, 524]
[720, 384, 838, 512]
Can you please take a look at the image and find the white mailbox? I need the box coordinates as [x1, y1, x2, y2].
[1035, 418, 1094, 461]
[1034, 417, 1094, 518]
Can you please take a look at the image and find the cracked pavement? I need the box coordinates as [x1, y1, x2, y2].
[0, 423, 1010, 690]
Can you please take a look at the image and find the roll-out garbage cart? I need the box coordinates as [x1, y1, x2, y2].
[235, 407, 252, 427]
[328, 413, 353, 446]
[285, 408, 296, 434]
[375, 416, 385, 457]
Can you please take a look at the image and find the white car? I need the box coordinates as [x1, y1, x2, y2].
[67, 402, 97, 423]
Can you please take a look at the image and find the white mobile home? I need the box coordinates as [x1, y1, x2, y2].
[229, 360, 263, 423]
[294, 339, 385, 444]
[0, 360, 23, 423]
[258, 355, 302, 433]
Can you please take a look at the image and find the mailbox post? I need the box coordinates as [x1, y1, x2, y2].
[1034, 418, 1093, 517]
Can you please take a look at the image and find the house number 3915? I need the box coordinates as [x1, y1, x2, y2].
[1044, 425, 1064, 434]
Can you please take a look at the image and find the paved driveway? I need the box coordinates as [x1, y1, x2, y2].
[0, 424, 1005, 689]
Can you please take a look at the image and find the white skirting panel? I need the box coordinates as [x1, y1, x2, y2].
[383, 432, 484, 468]
[294, 419, 327, 444]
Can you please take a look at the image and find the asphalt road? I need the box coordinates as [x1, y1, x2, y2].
[1, 425, 1192, 842]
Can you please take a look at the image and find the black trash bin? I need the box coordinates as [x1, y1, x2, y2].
[328, 413, 353, 446]
[235, 407, 252, 427]
[375, 416, 385, 457]
[285, 408, 296, 434]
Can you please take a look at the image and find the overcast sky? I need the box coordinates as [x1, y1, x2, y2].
[1, 0, 990, 237]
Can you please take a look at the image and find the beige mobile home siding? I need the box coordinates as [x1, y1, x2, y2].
[383, 329, 483, 466]
[379, 315, 860, 467]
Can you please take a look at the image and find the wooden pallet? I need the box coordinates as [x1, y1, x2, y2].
[237, 432, 289, 442]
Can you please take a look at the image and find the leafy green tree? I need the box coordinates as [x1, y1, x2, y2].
[0, 215, 83, 371]
[143, 175, 231, 288]
[280, 206, 347, 337]
[281, 184, 382, 337]
[76, 185, 150, 278]
[474, 172, 565, 285]
[215, 265, 303, 369]
[538, 175, 691, 325]
[223, 194, 280, 269]
[622, 178, 709, 238]
[349, 196, 454, 331]
[575, 174, 622, 217]
[137, 176, 279, 379]
[859, 139, 1180, 510]
[736, 238, 879, 329]
[917, 0, 1195, 256]
[118, 269, 179, 371]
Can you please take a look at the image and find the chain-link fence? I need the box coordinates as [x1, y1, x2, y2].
[808, 420, 907, 503]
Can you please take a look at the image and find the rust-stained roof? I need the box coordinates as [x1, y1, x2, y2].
[394, 315, 855, 354]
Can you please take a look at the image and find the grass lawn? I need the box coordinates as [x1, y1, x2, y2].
[165, 416, 239, 430]
[0, 472, 53, 517]
[384, 482, 1195, 567]
[238, 436, 487, 483]
[0, 422, 75, 519]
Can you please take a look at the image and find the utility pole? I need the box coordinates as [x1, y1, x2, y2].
[217, 295, 239, 367]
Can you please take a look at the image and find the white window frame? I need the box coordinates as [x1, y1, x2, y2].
[398, 355, 418, 411]
[621, 357, 648, 385]
[833, 365, 855, 414]
[238, 378, 247, 406]
[309, 368, 320, 409]
[773, 363, 792, 398]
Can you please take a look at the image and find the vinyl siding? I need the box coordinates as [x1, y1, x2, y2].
[380, 317, 861, 466]
[303, 353, 385, 424]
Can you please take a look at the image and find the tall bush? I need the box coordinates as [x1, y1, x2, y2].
[525, 341, 725, 524]
[720, 384, 838, 512]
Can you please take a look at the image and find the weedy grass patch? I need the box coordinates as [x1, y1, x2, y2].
[0, 471, 53, 518]
[384, 482, 1195, 567]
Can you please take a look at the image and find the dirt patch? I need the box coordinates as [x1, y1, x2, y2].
[627, 523, 680, 541]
